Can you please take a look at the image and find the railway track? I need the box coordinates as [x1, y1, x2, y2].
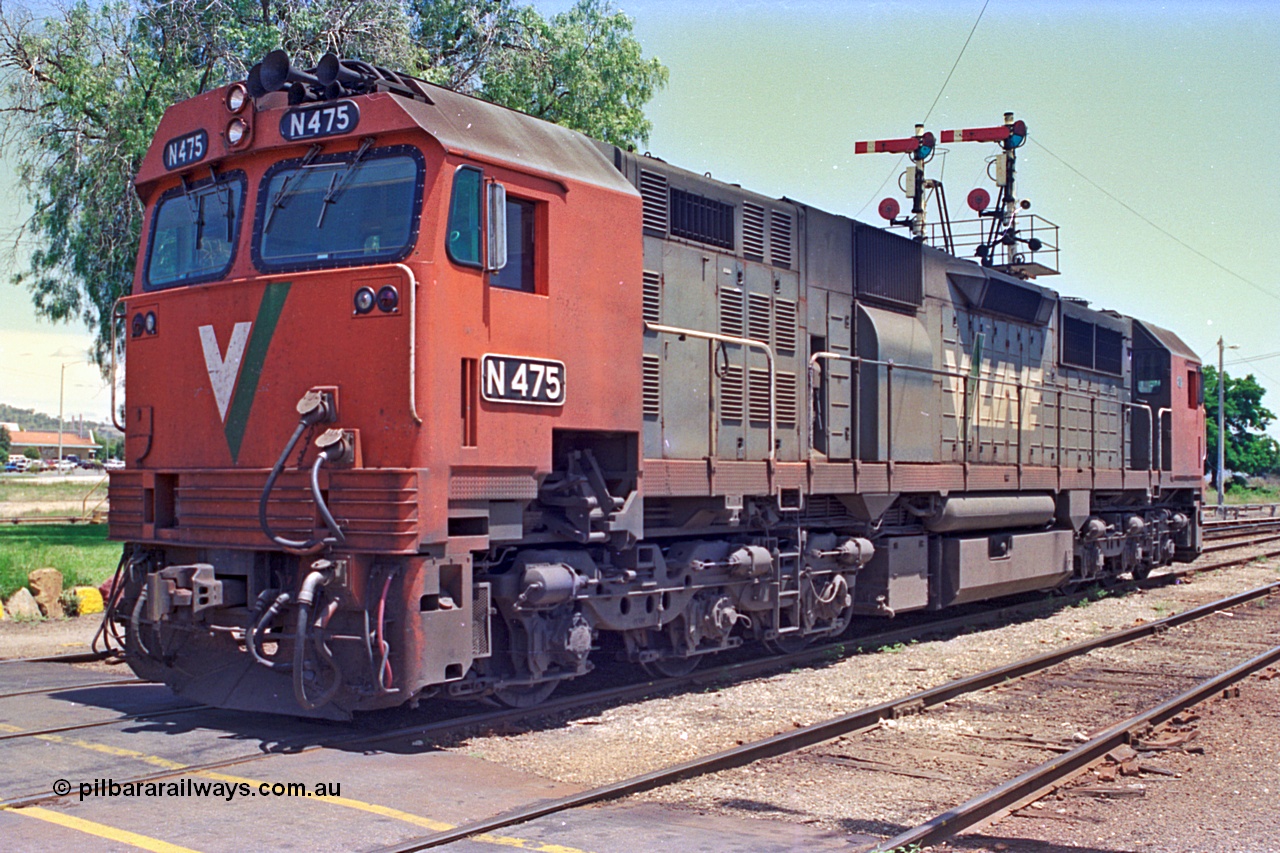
[2, 531, 1278, 781]
[341, 576, 1280, 851]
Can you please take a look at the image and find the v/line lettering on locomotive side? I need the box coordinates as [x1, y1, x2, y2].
[942, 349, 1045, 432]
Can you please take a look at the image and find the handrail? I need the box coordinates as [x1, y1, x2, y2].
[391, 262, 422, 425]
[646, 322, 776, 464]
[809, 351, 1156, 472]
[109, 298, 128, 432]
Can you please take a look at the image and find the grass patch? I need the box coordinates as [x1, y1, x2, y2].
[0, 524, 120, 600]
[0, 475, 108, 504]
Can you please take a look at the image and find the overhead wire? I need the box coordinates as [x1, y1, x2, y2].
[1029, 138, 1280, 306]
[855, 0, 991, 219]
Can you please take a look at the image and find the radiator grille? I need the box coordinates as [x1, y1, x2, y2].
[748, 292, 772, 343]
[642, 270, 661, 324]
[774, 298, 796, 352]
[640, 170, 668, 233]
[769, 210, 793, 268]
[748, 367, 772, 423]
[642, 354, 661, 417]
[776, 371, 798, 427]
[472, 583, 492, 657]
[720, 365, 744, 421]
[670, 187, 734, 250]
[742, 201, 765, 261]
[719, 287, 744, 338]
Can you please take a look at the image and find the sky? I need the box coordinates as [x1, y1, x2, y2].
[1, 0, 1277, 436]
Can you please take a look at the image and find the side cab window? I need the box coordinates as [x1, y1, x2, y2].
[445, 164, 541, 293]
[446, 165, 483, 267]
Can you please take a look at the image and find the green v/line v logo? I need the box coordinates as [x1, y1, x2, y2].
[197, 282, 291, 463]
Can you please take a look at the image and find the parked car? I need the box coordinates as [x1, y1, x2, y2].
[103, 459, 125, 470]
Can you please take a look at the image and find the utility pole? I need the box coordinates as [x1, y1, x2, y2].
[58, 362, 67, 471]
[1217, 337, 1226, 517]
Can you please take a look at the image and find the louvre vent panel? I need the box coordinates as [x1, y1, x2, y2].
[642, 270, 661, 324]
[719, 287, 744, 338]
[774, 298, 797, 352]
[776, 371, 798, 427]
[640, 170, 669, 233]
[670, 188, 734, 249]
[720, 366, 744, 421]
[769, 210, 794, 268]
[742, 201, 765, 260]
[642, 355, 661, 417]
[747, 293, 772, 343]
[748, 367, 772, 423]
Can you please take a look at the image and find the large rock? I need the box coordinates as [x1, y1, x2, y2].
[5, 587, 42, 621]
[28, 567, 64, 619]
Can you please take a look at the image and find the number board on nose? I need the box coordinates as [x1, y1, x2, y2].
[481, 354, 566, 406]
[279, 101, 360, 141]
[163, 130, 208, 170]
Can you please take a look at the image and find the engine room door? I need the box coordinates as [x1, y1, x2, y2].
[823, 291, 853, 460]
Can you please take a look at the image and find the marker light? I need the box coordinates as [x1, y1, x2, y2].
[877, 198, 901, 221]
[226, 83, 248, 114]
[353, 287, 375, 314]
[376, 285, 400, 313]
[227, 119, 248, 145]
[144, 311, 158, 335]
[131, 313, 145, 338]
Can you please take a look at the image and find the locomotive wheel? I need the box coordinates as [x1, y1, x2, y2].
[492, 680, 559, 709]
[641, 655, 701, 679]
[1131, 564, 1153, 581]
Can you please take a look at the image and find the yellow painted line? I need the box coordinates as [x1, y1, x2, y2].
[13, 806, 203, 853]
[2, 727, 598, 853]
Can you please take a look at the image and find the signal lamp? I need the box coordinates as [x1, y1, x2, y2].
[353, 287, 375, 314]
[1006, 120, 1027, 149]
[144, 311, 158, 335]
[967, 188, 991, 212]
[1026, 237, 1043, 252]
[877, 197, 901, 221]
[226, 83, 248, 114]
[131, 313, 145, 338]
[376, 285, 400, 313]
[914, 132, 936, 161]
[227, 119, 248, 146]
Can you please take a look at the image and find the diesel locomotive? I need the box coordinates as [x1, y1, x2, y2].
[104, 51, 1204, 718]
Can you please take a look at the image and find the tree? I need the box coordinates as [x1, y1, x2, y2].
[1203, 365, 1280, 483]
[0, 0, 665, 369]
[0, 425, 9, 458]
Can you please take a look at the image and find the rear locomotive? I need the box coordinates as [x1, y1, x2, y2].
[106, 52, 1204, 718]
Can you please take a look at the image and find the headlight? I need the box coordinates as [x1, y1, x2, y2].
[227, 118, 248, 145]
[353, 287, 375, 315]
[226, 83, 248, 113]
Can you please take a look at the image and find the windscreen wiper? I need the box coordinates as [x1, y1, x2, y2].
[316, 137, 375, 229]
[263, 144, 323, 233]
[209, 165, 234, 242]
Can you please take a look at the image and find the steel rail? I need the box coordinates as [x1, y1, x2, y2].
[0, 677, 143, 700]
[7, 548, 1276, 813]
[0, 704, 208, 743]
[372, 579, 1280, 853]
[875, 641, 1280, 852]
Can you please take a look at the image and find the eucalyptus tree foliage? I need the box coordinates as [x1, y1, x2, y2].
[0, 0, 666, 369]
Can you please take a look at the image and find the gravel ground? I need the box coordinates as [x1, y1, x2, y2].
[452, 552, 1280, 851]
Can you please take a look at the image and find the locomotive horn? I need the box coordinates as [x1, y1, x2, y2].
[246, 63, 268, 99]
[315, 52, 363, 87]
[258, 49, 320, 93]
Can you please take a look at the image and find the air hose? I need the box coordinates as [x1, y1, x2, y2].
[293, 563, 342, 710]
[259, 391, 347, 553]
